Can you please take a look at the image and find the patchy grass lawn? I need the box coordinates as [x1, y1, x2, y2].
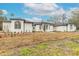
[0, 32, 79, 56]
[19, 39, 79, 56]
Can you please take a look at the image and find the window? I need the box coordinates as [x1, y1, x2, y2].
[70, 24, 73, 29]
[39, 25, 41, 29]
[43, 24, 48, 31]
[15, 21, 21, 29]
[32, 24, 36, 29]
[45, 24, 48, 29]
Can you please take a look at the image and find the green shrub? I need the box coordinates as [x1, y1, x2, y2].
[20, 48, 32, 56]
[36, 43, 48, 49]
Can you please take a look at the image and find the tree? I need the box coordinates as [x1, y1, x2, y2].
[47, 15, 58, 24]
[68, 9, 79, 29]
[47, 13, 66, 25]
[0, 10, 7, 21]
[11, 13, 15, 18]
[0, 10, 4, 15]
[0, 10, 7, 30]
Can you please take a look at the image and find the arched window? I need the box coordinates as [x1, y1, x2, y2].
[15, 21, 21, 29]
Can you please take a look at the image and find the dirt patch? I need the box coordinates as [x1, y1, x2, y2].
[0, 32, 79, 55]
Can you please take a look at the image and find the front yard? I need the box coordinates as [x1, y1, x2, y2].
[0, 32, 79, 56]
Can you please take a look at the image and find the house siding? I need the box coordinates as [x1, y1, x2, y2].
[55, 26, 67, 32]
[54, 24, 76, 32]
[67, 24, 76, 32]
[3, 22, 11, 32]
[10, 20, 24, 33]
[33, 24, 54, 32]
[24, 23, 33, 32]
[2, 19, 76, 33]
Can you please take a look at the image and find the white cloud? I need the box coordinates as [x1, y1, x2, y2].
[24, 3, 79, 20]
[0, 10, 8, 14]
[70, 7, 79, 12]
[24, 3, 65, 16]
[23, 3, 68, 23]
[31, 17, 42, 22]
[66, 7, 79, 19]
[24, 3, 58, 11]
[25, 17, 42, 22]
[52, 8, 65, 16]
[23, 3, 79, 24]
[23, 3, 79, 23]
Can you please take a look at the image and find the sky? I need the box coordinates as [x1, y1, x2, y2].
[0, 3, 79, 22]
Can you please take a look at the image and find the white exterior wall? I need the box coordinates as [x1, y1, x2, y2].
[35, 25, 41, 31]
[45, 24, 50, 32]
[45, 25, 53, 32]
[2, 20, 77, 33]
[10, 20, 24, 33]
[55, 26, 67, 32]
[24, 23, 33, 32]
[34, 24, 54, 32]
[49, 25, 54, 32]
[54, 24, 76, 32]
[3, 22, 11, 32]
[67, 24, 76, 32]
[41, 24, 44, 32]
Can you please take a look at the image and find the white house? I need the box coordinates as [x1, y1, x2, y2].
[67, 24, 76, 32]
[32, 22, 54, 32]
[0, 18, 76, 33]
[53, 23, 76, 32]
[24, 20, 33, 32]
[2, 18, 54, 33]
[3, 18, 33, 33]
